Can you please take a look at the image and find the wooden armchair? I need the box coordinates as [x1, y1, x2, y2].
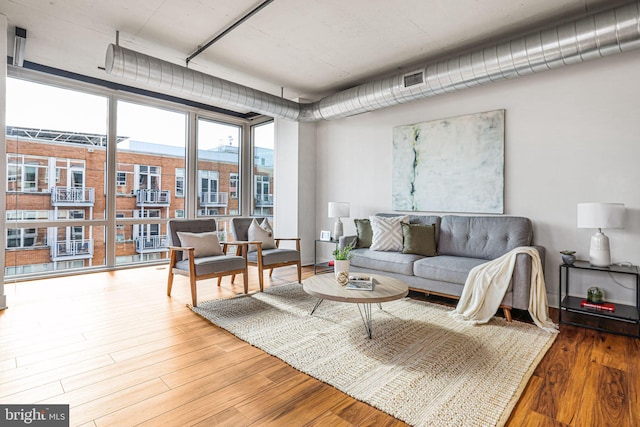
[167, 218, 249, 307]
[230, 217, 301, 291]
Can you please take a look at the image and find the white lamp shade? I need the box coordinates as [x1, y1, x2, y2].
[328, 202, 350, 218]
[577, 202, 625, 229]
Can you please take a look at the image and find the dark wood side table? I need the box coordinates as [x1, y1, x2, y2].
[559, 261, 640, 338]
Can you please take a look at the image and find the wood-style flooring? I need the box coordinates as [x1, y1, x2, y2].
[1, 265, 638, 426]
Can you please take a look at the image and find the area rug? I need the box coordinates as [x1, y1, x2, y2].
[191, 284, 556, 427]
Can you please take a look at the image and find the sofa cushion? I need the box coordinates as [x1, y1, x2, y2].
[438, 215, 532, 260]
[354, 218, 373, 248]
[176, 231, 223, 261]
[413, 255, 487, 285]
[369, 215, 408, 251]
[350, 248, 423, 276]
[401, 222, 437, 257]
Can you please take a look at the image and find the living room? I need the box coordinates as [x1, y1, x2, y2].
[1, 1, 639, 426]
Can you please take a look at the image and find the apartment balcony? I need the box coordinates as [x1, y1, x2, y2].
[51, 239, 94, 261]
[135, 234, 168, 254]
[255, 194, 273, 207]
[136, 189, 171, 206]
[199, 192, 228, 207]
[51, 187, 95, 207]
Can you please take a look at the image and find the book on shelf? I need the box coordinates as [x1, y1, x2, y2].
[346, 274, 375, 291]
[580, 299, 616, 312]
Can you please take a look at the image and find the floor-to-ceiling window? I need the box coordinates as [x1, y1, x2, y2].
[196, 119, 241, 241]
[5, 77, 107, 277]
[251, 121, 274, 217]
[4, 69, 274, 280]
[115, 100, 186, 265]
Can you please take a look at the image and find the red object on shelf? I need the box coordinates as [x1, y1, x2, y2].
[328, 260, 334, 266]
[580, 300, 616, 312]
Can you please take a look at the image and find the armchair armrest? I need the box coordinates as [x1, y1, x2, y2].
[275, 237, 301, 251]
[168, 245, 195, 252]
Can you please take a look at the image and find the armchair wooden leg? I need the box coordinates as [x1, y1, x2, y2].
[503, 307, 512, 322]
[243, 269, 249, 294]
[258, 266, 264, 292]
[269, 268, 274, 277]
[190, 273, 198, 307]
[167, 270, 174, 296]
[231, 274, 236, 284]
[217, 277, 222, 287]
[297, 261, 302, 284]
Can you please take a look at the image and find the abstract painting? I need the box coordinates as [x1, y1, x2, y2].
[392, 110, 504, 213]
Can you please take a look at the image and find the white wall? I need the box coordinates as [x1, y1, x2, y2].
[0, 15, 7, 310]
[314, 49, 640, 307]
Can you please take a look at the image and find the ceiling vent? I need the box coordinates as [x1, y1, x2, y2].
[403, 71, 424, 88]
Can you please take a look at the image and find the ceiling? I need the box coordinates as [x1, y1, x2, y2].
[1, 0, 633, 107]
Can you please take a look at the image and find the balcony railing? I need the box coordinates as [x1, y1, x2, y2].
[135, 234, 168, 253]
[136, 189, 171, 206]
[51, 187, 95, 206]
[199, 192, 228, 207]
[255, 193, 273, 207]
[51, 239, 94, 260]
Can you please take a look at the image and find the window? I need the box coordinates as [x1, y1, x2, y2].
[175, 209, 184, 218]
[116, 172, 127, 186]
[251, 122, 274, 216]
[197, 119, 240, 218]
[7, 154, 49, 193]
[6, 228, 47, 248]
[230, 173, 238, 199]
[175, 168, 184, 198]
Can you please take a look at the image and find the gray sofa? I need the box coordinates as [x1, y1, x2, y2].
[339, 214, 545, 320]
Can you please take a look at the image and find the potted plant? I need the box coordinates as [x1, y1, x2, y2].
[560, 250, 576, 265]
[333, 240, 355, 284]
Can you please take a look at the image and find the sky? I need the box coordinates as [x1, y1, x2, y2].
[6, 77, 274, 149]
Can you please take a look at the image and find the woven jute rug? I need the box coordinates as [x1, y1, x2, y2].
[192, 283, 556, 427]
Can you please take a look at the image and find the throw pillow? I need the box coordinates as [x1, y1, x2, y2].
[176, 231, 223, 261]
[401, 222, 437, 257]
[248, 218, 277, 252]
[369, 215, 409, 252]
[354, 218, 373, 248]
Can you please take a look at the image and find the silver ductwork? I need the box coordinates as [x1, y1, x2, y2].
[106, 1, 640, 122]
[105, 44, 301, 120]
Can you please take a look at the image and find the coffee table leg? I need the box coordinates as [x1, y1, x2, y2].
[310, 298, 324, 315]
[357, 303, 373, 339]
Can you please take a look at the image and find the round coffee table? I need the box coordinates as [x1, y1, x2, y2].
[302, 273, 409, 338]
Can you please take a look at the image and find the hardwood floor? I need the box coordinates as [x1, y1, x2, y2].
[1, 264, 638, 426]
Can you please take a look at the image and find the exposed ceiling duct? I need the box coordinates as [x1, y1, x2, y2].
[105, 1, 640, 122]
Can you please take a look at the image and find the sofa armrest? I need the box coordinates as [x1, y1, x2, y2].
[511, 246, 546, 311]
[338, 235, 357, 250]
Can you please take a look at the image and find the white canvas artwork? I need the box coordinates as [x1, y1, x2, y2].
[392, 110, 504, 213]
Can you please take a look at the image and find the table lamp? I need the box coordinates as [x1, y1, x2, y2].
[328, 202, 350, 241]
[577, 202, 625, 267]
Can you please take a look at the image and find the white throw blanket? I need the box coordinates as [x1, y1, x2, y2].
[450, 246, 558, 333]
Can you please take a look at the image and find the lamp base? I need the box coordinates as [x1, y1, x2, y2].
[333, 218, 344, 241]
[589, 231, 611, 267]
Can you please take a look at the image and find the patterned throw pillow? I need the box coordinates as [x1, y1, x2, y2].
[369, 215, 409, 251]
[176, 231, 223, 261]
[248, 218, 277, 252]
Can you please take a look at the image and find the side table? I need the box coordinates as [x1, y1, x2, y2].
[314, 239, 337, 274]
[559, 261, 640, 338]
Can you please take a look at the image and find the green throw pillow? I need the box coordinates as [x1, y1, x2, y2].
[401, 222, 437, 256]
[354, 218, 373, 248]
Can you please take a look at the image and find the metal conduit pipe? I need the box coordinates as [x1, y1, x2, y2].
[105, 1, 640, 122]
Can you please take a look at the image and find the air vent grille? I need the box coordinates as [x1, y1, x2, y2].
[403, 71, 424, 88]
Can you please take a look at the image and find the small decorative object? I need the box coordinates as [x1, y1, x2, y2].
[587, 286, 605, 303]
[333, 240, 355, 285]
[320, 230, 331, 241]
[560, 250, 576, 265]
